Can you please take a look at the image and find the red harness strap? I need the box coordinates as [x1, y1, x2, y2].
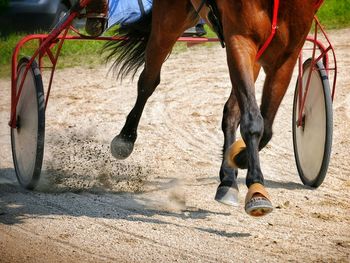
[256, 0, 323, 60]
[256, 0, 280, 60]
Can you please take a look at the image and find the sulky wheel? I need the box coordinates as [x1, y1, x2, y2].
[11, 57, 45, 190]
[292, 58, 333, 188]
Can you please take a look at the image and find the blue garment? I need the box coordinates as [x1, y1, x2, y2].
[107, 0, 153, 28]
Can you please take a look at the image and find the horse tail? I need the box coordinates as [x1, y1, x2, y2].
[103, 12, 152, 79]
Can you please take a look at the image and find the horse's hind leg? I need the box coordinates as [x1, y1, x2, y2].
[111, 1, 195, 159]
[111, 68, 160, 159]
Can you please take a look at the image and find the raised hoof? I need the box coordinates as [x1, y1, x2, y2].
[245, 183, 273, 217]
[215, 186, 239, 206]
[110, 135, 134, 160]
[226, 139, 247, 169]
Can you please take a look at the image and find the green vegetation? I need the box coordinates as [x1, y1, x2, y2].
[317, 0, 350, 29]
[0, 33, 106, 78]
[0, 1, 349, 79]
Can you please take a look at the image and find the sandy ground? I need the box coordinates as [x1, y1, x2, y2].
[0, 28, 349, 262]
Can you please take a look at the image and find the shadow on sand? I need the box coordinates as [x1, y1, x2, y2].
[0, 166, 312, 239]
[0, 167, 252, 239]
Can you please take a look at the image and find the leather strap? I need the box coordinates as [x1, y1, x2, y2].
[206, 0, 225, 48]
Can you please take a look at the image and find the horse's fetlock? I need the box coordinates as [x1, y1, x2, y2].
[241, 113, 264, 139]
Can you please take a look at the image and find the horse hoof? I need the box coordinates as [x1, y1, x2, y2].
[215, 185, 239, 206]
[245, 183, 273, 217]
[226, 139, 247, 169]
[110, 135, 134, 159]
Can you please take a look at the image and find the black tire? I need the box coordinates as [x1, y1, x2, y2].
[11, 57, 45, 190]
[292, 58, 333, 187]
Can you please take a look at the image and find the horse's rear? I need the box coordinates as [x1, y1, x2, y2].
[105, 0, 321, 216]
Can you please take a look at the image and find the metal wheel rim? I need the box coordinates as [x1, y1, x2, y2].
[11, 58, 45, 189]
[292, 59, 332, 187]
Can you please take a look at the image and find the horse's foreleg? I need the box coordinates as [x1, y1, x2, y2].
[259, 51, 301, 149]
[230, 51, 301, 169]
[226, 39, 264, 189]
[225, 35, 273, 216]
[215, 63, 260, 206]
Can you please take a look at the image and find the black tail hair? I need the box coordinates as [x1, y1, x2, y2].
[103, 12, 153, 79]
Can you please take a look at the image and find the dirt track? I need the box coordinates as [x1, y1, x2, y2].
[0, 28, 349, 262]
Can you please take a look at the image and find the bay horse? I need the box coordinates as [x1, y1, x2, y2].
[103, 0, 323, 217]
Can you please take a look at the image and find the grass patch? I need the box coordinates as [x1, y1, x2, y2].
[0, 33, 106, 78]
[317, 0, 350, 29]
